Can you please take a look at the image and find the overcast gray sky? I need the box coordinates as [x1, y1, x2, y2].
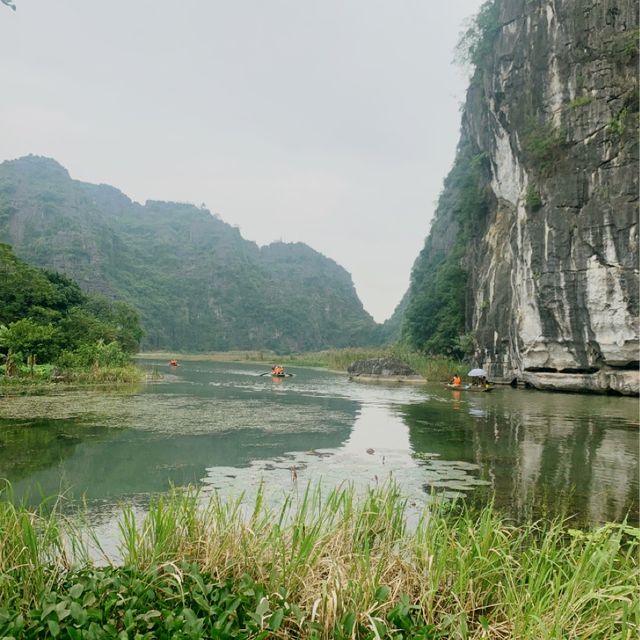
[1, 0, 483, 322]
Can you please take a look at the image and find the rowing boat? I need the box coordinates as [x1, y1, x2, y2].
[445, 383, 493, 392]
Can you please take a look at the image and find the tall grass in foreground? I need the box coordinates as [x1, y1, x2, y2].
[0, 493, 75, 609]
[1, 484, 637, 638]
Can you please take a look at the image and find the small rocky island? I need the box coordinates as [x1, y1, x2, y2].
[347, 357, 425, 384]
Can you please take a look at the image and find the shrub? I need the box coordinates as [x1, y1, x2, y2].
[569, 95, 593, 109]
[57, 340, 130, 370]
[456, 0, 500, 68]
[607, 106, 629, 139]
[525, 187, 543, 211]
[522, 122, 567, 174]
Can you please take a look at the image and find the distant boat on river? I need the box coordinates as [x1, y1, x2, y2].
[445, 383, 493, 393]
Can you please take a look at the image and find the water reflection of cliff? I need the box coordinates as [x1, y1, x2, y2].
[401, 388, 639, 526]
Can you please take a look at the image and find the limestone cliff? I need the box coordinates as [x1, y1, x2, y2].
[406, 0, 639, 394]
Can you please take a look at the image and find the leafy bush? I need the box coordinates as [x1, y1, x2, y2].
[456, 0, 500, 68]
[525, 187, 543, 211]
[0, 244, 143, 376]
[569, 95, 593, 109]
[607, 106, 629, 139]
[522, 121, 567, 174]
[0, 319, 62, 364]
[57, 340, 130, 370]
[402, 143, 491, 358]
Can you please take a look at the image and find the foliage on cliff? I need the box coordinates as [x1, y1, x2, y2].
[403, 0, 638, 377]
[455, 0, 499, 68]
[402, 142, 490, 357]
[0, 243, 142, 373]
[401, 0, 498, 359]
[0, 156, 379, 353]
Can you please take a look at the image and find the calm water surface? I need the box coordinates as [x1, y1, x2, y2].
[0, 360, 637, 529]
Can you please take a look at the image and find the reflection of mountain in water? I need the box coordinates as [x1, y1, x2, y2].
[401, 390, 639, 527]
[8, 425, 354, 504]
[0, 364, 360, 505]
[0, 418, 111, 486]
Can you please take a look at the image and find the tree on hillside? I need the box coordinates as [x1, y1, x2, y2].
[0, 319, 61, 364]
[0, 244, 143, 369]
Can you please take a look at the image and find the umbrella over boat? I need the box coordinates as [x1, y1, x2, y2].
[467, 368, 487, 377]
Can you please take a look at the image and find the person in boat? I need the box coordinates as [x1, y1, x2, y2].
[450, 373, 462, 386]
[273, 365, 285, 376]
[169, 359, 178, 367]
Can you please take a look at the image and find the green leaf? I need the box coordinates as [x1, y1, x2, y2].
[374, 585, 391, 602]
[182, 607, 198, 627]
[55, 602, 71, 621]
[83, 592, 97, 607]
[254, 597, 270, 619]
[124, 609, 135, 629]
[47, 619, 61, 637]
[69, 583, 84, 599]
[144, 609, 162, 621]
[69, 601, 86, 624]
[342, 611, 356, 635]
[269, 608, 284, 631]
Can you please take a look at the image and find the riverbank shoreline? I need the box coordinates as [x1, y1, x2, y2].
[0, 364, 147, 395]
[138, 350, 640, 396]
[137, 348, 464, 383]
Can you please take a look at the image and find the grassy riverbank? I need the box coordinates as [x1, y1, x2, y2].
[0, 363, 144, 392]
[1, 484, 637, 639]
[281, 347, 464, 381]
[138, 346, 464, 382]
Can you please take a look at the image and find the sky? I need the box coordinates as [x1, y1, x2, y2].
[1, 0, 483, 322]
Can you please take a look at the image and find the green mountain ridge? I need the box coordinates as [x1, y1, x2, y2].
[0, 155, 382, 352]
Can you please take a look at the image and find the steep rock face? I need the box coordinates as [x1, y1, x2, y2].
[409, 0, 638, 394]
[0, 156, 378, 352]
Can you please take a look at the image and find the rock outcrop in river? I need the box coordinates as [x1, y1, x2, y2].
[347, 357, 424, 383]
[404, 0, 638, 395]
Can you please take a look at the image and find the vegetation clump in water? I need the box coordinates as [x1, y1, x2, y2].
[0, 483, 637, 639]
[280, 346, 465, 382]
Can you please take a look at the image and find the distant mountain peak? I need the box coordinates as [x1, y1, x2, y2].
[2, 155, 71, 179]
[0, 155, 382, 351]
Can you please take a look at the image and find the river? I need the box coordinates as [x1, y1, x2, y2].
[0, 360, 637, 532]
